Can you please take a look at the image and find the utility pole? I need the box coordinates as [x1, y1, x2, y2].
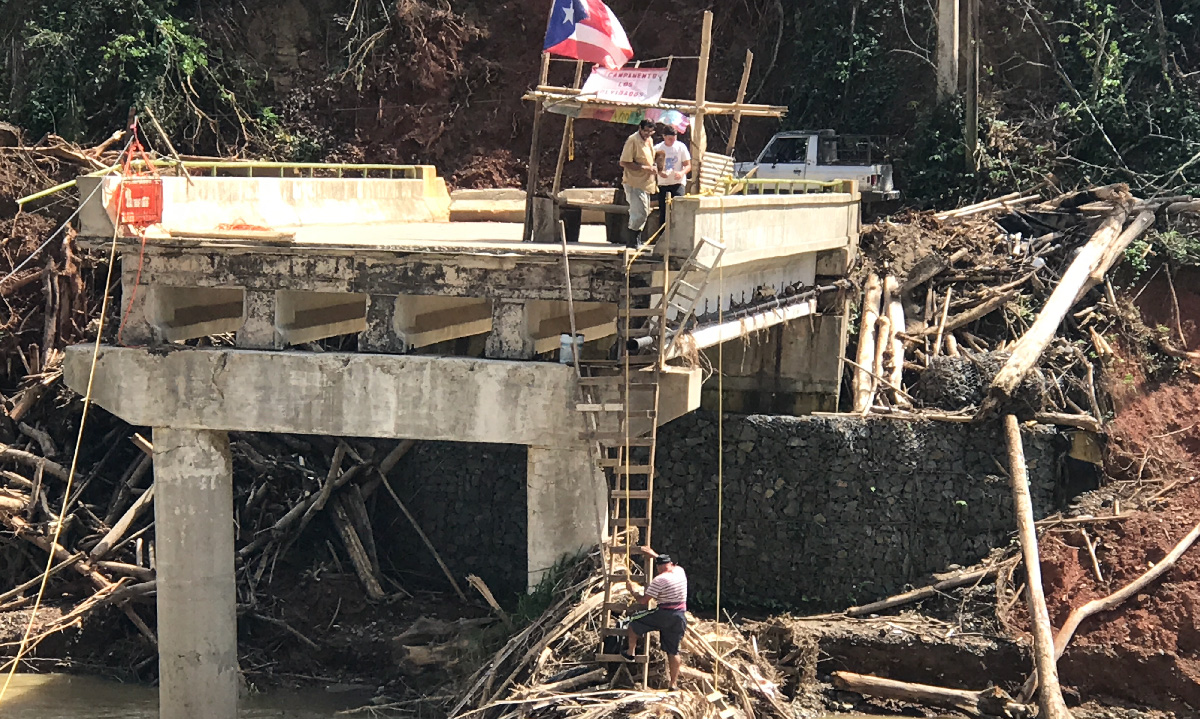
[936, 0, 979, 172]
[936, 0, 960, 100]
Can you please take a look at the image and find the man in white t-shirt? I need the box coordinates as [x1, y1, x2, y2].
[653, 128, 691, 224]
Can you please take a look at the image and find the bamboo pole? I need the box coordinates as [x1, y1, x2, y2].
[725, 50, 754, 156]
[551, 61, 585, 197]
[522, 51, 552, 242]
[852, 274, 883, 412]
[688, 11, 713, 195]
[1004, 414, 1072, 719]
[931, 286, 952, 359]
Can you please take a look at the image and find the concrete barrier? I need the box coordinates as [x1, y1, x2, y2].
[665, 192, 860, 265]
[77, 171, 452, 237]
[448, 188, 619, 224]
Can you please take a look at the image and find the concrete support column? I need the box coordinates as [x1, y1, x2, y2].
[118, 259, 158, 346]
[153, 428, 237, 719]
[526, 446, 606, 590]
[485, 299, 536, 359]
[237, 290, 280, 349]
[360, 295, 406, 353]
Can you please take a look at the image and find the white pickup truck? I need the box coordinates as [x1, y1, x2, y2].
[734, 129, 899, 201]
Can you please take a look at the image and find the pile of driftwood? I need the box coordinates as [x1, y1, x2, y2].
[833, 183, 1200, 719]
[1, 132, 483, 671]
[0, 397, 454, 665]
[451, 550, 788, 719]
[850, 183, 1196, 429]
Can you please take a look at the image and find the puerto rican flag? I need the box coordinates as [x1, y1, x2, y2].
[543, 0, 634, 70]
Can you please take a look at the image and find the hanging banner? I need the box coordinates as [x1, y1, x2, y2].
[580, 66, 669, 104]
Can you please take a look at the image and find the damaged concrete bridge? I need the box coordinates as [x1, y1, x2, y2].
[63, 163, 860, 718]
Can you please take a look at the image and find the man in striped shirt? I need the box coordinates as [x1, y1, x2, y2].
[623, 546, 687, 690]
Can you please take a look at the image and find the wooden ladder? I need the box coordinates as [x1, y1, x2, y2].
[629, 235, 725, 358]
[575, 251, 669, 681]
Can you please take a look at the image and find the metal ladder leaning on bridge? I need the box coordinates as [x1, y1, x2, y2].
[575, 235, 725, 680]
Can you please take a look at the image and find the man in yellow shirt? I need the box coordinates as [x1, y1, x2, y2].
[619, 120, 658, 246]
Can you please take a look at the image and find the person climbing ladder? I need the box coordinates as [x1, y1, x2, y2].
[622, 546, 688, 691]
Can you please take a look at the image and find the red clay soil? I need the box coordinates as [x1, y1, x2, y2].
[1105, 375, 1200, 479]
[1022, 371, 1200, 711]
[1135, 266, 1200, 354]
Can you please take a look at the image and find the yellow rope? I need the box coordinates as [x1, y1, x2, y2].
[0, 159, 128, 700]
[714, 196, 725, 690]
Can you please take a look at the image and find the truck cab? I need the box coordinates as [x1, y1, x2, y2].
[735, 129, 899, 201]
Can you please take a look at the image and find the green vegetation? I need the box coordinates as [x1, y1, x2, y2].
[768, 0, 1200, 203]
[1, 1, 265, 151]
[1, 1, 1199, 201]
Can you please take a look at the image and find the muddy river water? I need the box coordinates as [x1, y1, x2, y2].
[2, 673, 924, 718]
[1, 673, 375, 717]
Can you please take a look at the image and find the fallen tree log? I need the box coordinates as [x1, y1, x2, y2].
[1165, 200, 1200, 215]
[0, 443, 71, 481]
[1018, 519, 1200, 703]
[1004, 415, 1072, 719]
[527, 667, 608, 695]
[912, 290, 1017, 337]
[1033, 412, 1103, 433]
[330, 495, 385, 601]
[853, 274, 883, 413]
[90, 483, 154, 560]
[831, 671, 1031, 717]
[884, 276, 910, 408]
[980, 205, 1138, 416]
[845, 565, 1000, 617]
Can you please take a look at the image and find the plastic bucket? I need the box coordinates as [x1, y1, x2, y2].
[559, 333, 585, 364]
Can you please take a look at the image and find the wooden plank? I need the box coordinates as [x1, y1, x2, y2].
[585, 433, 655, 445]
[576, 403, 626, 412]
[609, 517, 650, 527]
[611, 490, 652, 500]
[612, 465, 652, 475]
[595, 653, 648, 663]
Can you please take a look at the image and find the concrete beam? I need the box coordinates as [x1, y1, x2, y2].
[237, 290, 280, 349]
[664, 193, 858, 266]
[153, 427, 237, 719]
[529, 301, 617, 354]
[527, 446, 606, 590]
[64, 346, 585, 446]
[276, 290, 367, 345]
[396, 296, 492, 349]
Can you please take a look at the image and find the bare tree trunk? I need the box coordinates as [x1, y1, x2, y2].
[1004, 414, 1072, 719]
